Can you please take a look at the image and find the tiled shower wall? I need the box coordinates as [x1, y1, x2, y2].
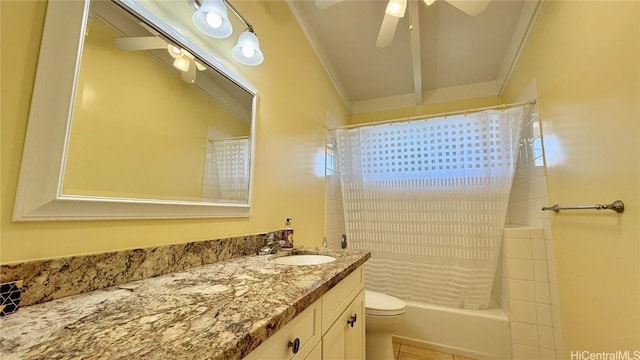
[324, 106, 563, 359]
[498, 106, 563, 359]
[325, 114, 347, 249]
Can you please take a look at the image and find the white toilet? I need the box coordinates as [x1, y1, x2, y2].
[365, 290, 407, 360]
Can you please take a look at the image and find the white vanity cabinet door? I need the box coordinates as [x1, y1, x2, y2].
[243, 300, 321, 360]
[304, 341, 322, 360]
[243, 266, 366, 360]
[322, 267, 364, 334]
[322, 290, 365, 360]
[345, 290, 365, 360]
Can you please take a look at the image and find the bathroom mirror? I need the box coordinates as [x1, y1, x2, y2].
[13, 0, 257, 221]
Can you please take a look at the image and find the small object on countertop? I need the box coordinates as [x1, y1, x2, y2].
[1, 280, 23, 316]
[281, 217, 294, 248]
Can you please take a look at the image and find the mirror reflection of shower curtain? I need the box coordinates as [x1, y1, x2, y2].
[205, 137, 249, 202]
[336, 107, 526, 309]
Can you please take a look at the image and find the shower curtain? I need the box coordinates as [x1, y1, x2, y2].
[336, 107, 526, 309]
[211, 137, 250, 202]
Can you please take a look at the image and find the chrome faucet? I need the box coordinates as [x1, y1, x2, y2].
[259, 232, 280, 255]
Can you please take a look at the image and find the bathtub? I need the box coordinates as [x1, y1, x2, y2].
[393, 299, 511, 359]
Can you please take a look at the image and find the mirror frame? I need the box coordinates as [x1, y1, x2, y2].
[13, 0, 257, 221]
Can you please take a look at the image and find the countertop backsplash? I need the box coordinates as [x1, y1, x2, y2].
[0, 233, 270, 307]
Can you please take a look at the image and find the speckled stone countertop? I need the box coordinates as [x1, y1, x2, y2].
[0, 247, 370, 360]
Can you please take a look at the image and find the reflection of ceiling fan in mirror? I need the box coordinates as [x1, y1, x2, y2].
[316, 0, 490, 47]
[113, 32, 206, 84]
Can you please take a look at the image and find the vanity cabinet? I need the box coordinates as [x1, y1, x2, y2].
[243, 266, 365, 360]
[322, 290, 365, 360]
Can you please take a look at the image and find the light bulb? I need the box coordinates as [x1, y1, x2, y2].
[385, 0, 407, 17]
[167, 45, 182, 58]
[205, 12, 223, 29]
[173, 56, 190, 72]
[241, 46, 256, 58]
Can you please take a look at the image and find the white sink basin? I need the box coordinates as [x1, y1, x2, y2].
[269, 254, 336, 266]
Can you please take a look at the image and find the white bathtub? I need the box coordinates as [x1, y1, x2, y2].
[393, 300, 511, 359]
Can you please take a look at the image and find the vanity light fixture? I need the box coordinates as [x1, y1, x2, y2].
[231, 28, 263, 65]
[188, 0, 264, 66]
[192, 0, 233, 38]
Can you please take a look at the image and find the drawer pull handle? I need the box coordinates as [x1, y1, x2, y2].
[288, 338, 301, 354]
[347, 314, 357, 327]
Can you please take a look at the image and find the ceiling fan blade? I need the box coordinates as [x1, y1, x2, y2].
[315, 0, 343, 9]
[444, 0, 490, 16]
[114, 37, 167, 51]
[376, 12, 400, 48]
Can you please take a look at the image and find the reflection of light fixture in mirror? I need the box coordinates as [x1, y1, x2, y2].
[231, 29, 263, 66]
[167, 46, 207, 83]
[192, 0, 233, 38]
[386, 0, 407, 17]
[173, 56, 190, 72]
[167, 44, 183, 58]
[188, 0, 264, 66]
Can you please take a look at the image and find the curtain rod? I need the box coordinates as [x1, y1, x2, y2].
[330, 100, 537, 131]
[208, 136, 249, 143]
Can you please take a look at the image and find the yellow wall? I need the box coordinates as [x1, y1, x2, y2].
[351, 95, 503, 124]
[502, 1, 640, 354]
[64, 18, 249, 201]
[1, 0, 349, 263]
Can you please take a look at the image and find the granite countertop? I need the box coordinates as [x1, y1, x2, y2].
[0, 247, 370, 360]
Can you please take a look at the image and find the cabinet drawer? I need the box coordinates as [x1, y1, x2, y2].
[244, 300, 321, 360]
[321, 266, 364, 333]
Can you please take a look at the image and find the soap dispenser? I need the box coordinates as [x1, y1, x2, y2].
[282, 218, 294, 248]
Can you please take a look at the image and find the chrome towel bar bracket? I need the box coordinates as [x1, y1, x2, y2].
[541, 200, 625, 213]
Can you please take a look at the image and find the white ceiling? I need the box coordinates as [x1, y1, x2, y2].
[288, 0, 542, 113]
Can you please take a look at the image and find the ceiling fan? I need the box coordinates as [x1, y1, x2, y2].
[113, 22, 206, 83]
[315, 0, 490, 47]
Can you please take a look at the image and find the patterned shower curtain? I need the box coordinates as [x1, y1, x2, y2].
[211, 137, 250, 202]
[336, 107, 526, 309]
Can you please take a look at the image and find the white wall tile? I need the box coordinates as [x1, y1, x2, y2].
[554, 330, 564, 356]
[545, 240, 555, 262]
[538, 325, 555, 350]
[509, 259, 534, 280]
[533, 260, 549, 281]
[511, 321, 539, 346]
[505, 107, 563, 356]
[531, 238, 547, 260]
[539, 348, 556, 360]
[549, 284, 560, 307]
[510, 279, 536, 301]
[530, 228, 544, 239]
[505, 227, 531, 239]
[534, 281, 551, 304]
[536, 303, 553, 326]
[552, 305, 562, 330]
[511, 300, 538, 324]
[507, 237, 533, 259]
[547, 262, 557, 285]
[513, 344, 539, 360]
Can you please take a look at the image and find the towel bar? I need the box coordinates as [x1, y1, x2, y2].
[541, 200, 624, 213]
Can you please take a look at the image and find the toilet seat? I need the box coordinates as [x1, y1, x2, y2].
[365, 290, 406, 316]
